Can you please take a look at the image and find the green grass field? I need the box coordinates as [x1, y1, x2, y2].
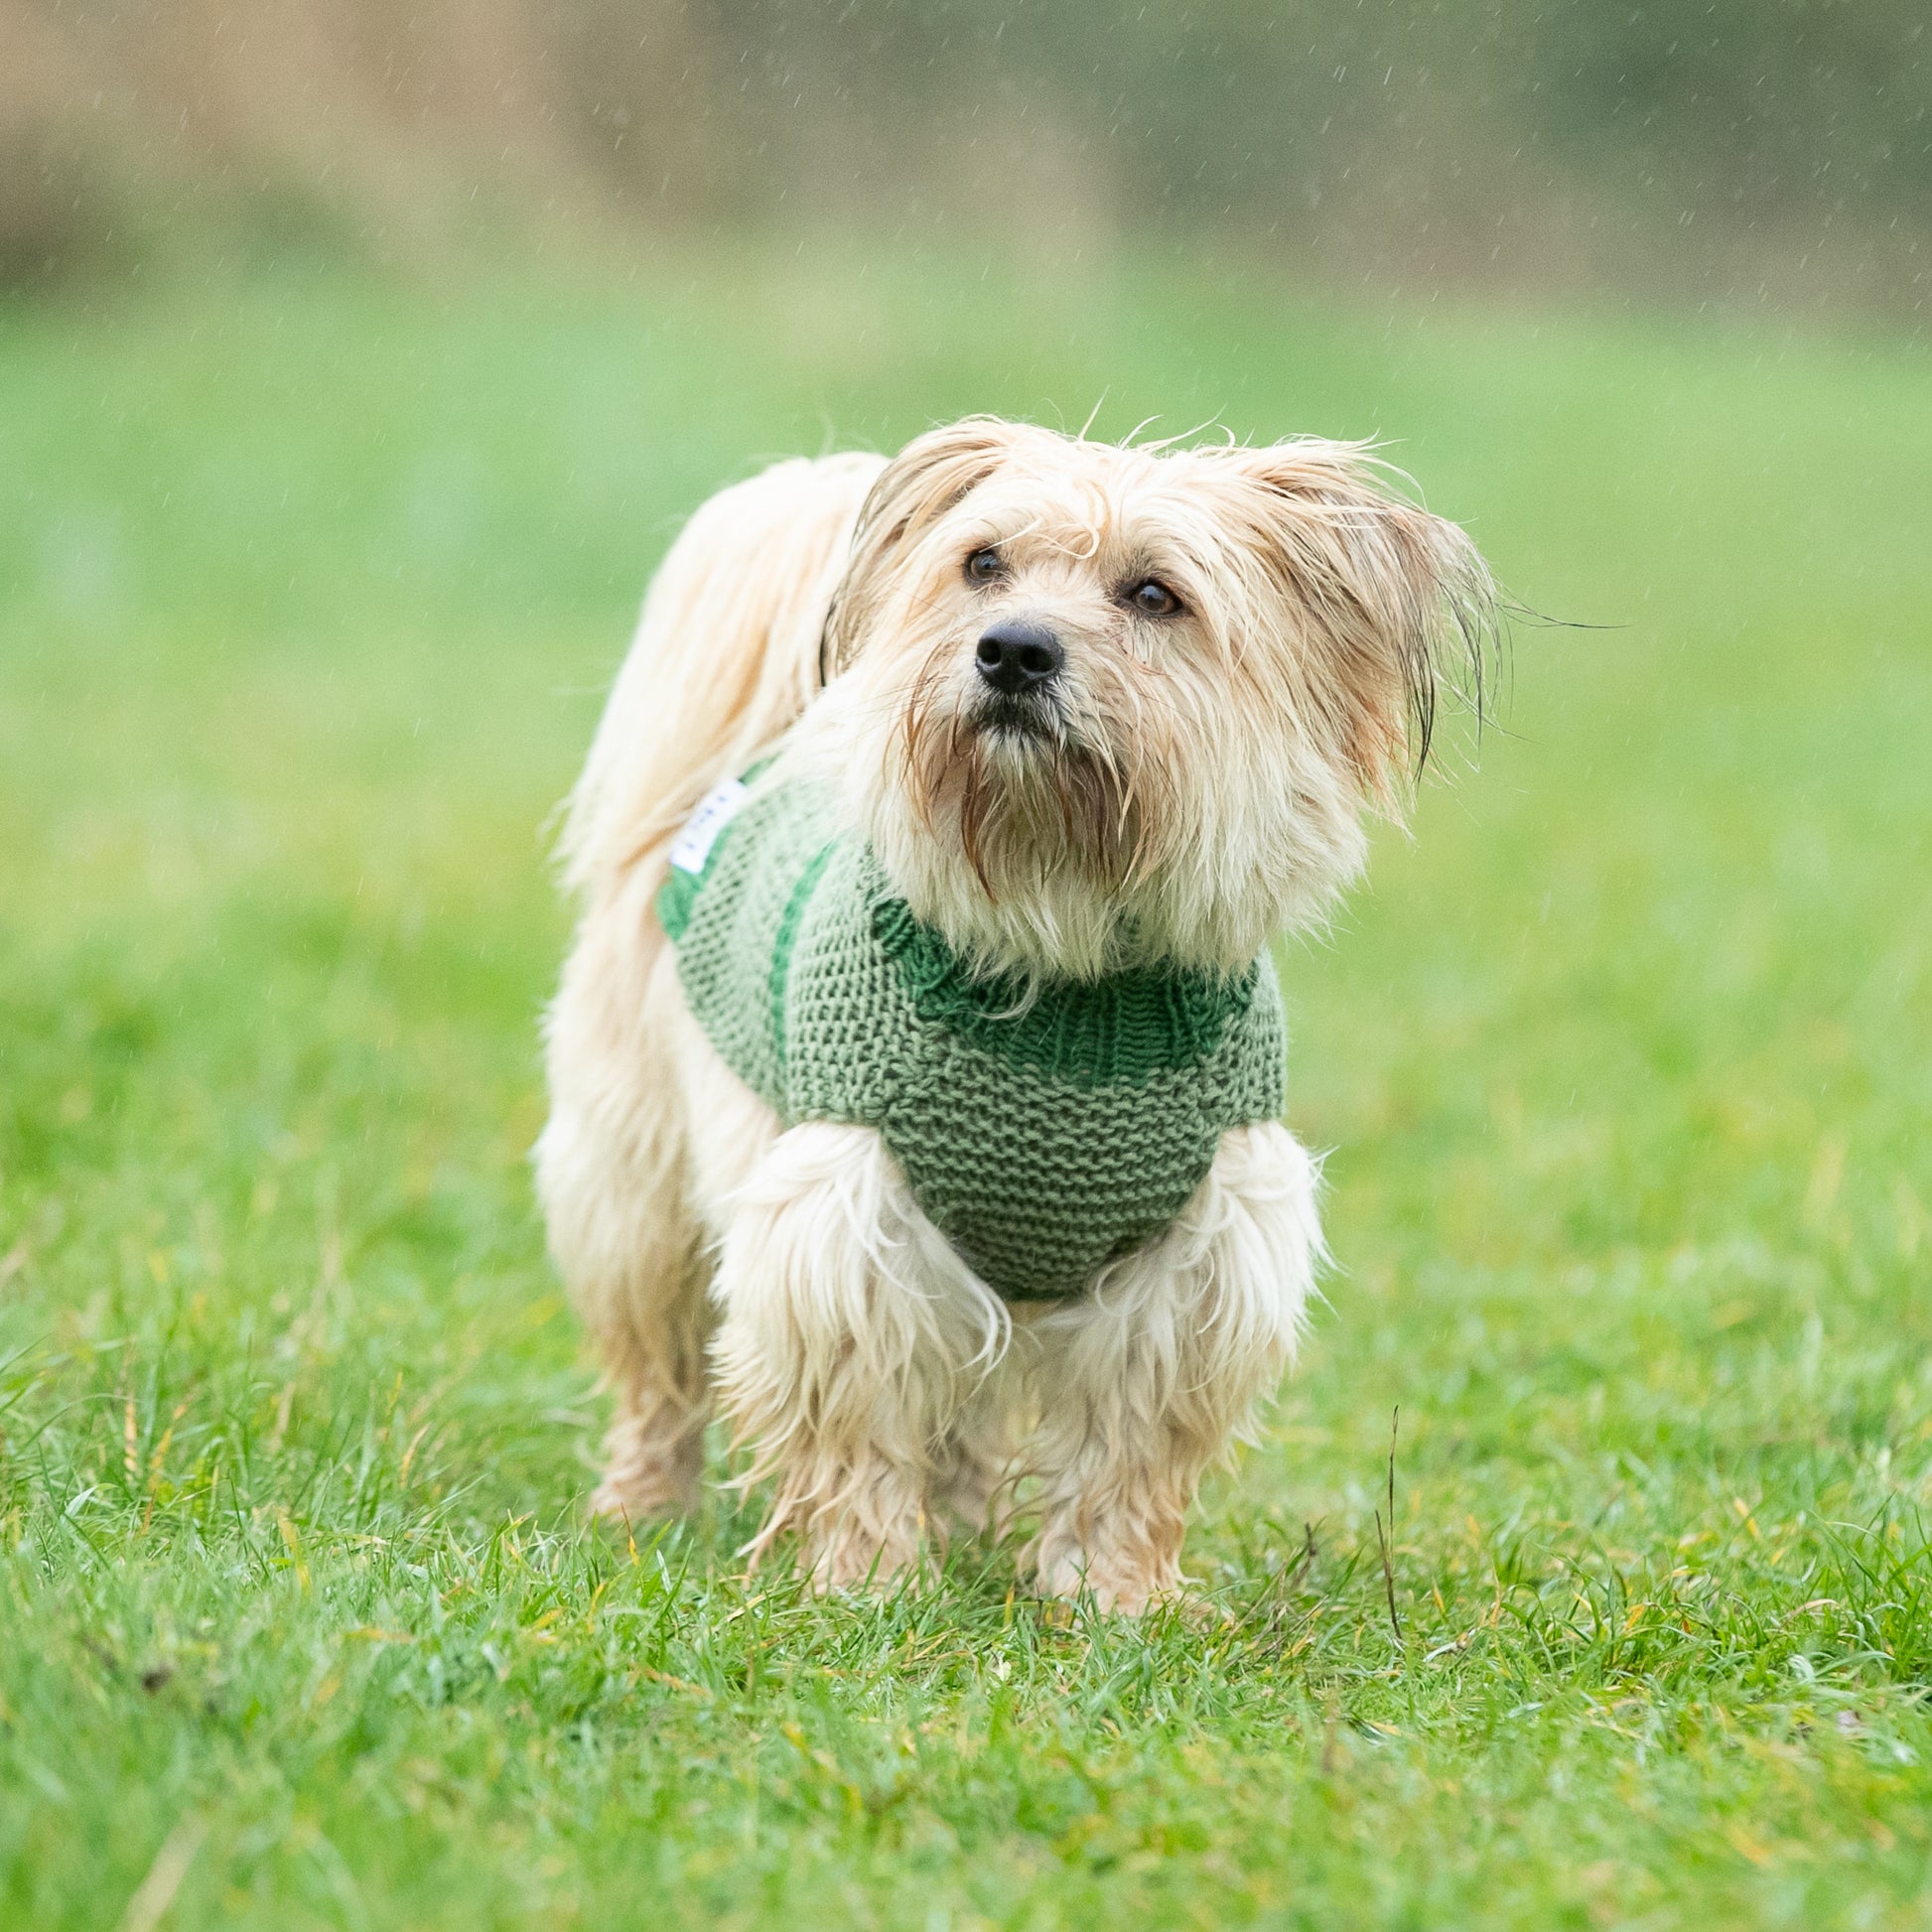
[2, 252, 1930, 1929]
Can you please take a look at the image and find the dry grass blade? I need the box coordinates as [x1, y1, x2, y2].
[117, 1816, 207, 1932]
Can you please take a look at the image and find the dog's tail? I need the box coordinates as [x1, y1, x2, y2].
[558, 451, 887, 900]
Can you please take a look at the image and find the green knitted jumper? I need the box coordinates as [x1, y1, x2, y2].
[658, 772, 1287, 1301]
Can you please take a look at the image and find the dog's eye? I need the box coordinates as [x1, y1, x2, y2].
[964, 548, 1005, 584]
[1128, 579, 1180, 618]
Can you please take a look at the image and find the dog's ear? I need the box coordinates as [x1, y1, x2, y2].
[823, 417, 1026, 678]
[1214, 439, 1498, 806]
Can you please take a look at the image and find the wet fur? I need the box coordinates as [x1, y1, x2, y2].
[537, 419, 1494, 1611]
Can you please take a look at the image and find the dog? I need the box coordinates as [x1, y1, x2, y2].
[536, 417, 1493, 1612]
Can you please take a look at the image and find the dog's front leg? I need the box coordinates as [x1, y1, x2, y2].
[1024, 1123, 1323, 1614]
[710, 1123, 1010, 1590]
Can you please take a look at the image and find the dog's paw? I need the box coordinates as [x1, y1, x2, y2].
[1033, 1540, 1194, 1618]
[587, 1414, 704, 1525]
[1046, 1567, 1154, 1615]
[801, 1524, 928, 1595]
[586, 1471, 698, 1526]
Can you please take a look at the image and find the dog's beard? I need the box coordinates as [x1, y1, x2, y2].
[897, 661, 1151, 904]
[838, 618, 1346, 983]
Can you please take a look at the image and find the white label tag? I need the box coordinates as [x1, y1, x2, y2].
[669, 778, 750, 876]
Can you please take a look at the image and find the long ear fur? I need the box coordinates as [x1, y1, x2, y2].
[822, 416, 1031, 678]
[1212, 439, 1499, 807]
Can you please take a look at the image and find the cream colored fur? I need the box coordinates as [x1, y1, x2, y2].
[537, 420, 1492, 1611]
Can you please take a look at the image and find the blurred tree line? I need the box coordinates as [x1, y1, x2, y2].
[3, 0, 1926, 315]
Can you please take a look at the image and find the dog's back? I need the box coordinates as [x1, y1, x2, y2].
[538, 453, 883, 1512]
[558, 450, 886, 907]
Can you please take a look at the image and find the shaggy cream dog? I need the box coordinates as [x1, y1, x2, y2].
[537, 418, 1492, 1612]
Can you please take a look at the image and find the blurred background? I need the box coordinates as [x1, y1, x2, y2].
[0, 0, 1927, 1343]
[2, 0, 1928, 1236]
[2, 16, 1931, 1915]
[2, 0, 1930, 1546]
[4, 0, 1929, 315]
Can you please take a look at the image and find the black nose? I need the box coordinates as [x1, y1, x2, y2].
[975, 620, 1064, 696]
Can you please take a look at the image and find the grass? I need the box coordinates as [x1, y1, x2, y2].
[1, 247, 1930, 1929]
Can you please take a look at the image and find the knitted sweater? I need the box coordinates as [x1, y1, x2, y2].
[658, 771, 1287, 1301]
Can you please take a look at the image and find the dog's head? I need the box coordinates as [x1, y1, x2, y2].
[807, 416, 1496, 980]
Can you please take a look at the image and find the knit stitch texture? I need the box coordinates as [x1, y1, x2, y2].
[659, 773, 1287, 1300]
